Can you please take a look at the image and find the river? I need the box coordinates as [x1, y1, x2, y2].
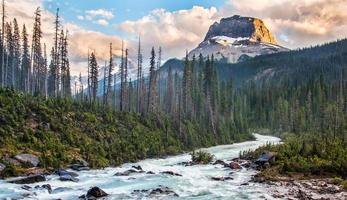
[0, 134, 281, 200]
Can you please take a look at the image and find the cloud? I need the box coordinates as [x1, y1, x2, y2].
[223, 0, 347, 48]
[96, 19, 109, 26]
[119, 6, 220, 59]
[85, 9, 114, 20]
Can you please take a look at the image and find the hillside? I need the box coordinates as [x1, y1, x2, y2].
[0, 88, 252, 177]
[161, 38, 347, 86]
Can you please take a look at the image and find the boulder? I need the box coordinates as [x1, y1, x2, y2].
[86, 187, 108, 198]
[229, 161, 241, 169]
[255, 152, 275, 165]
[160, 171, 182, 176]
[213, 160, 228, 167]
[132, 165, 143, 171]
[55, 168, 79, 177]
[59, 174, 79, 182]
[149, 187, 179, 197]
[211, 176, 234, 181]
[34, 184, 52, 194]
[8, 174, 46, 184]
[0, 163, 5, 172]
[3, 157, 21, 166]
[70, 159, 90, 171]
[114, 169, 140, 176]
[14, 154, 39, 167]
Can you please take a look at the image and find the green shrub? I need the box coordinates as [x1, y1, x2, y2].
[191, 150, 214, 164]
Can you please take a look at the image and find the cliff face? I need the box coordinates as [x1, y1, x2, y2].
[189, 15, 287, 62]
[203, 15, 277, 45]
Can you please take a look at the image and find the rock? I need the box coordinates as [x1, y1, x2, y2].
[211, 176, 234, 181]
[14, 154, 39, 167]
[70, 159, 89, 171]
[21, 185, 32, 191]
[146, 171, 155, 175]
[213, 160, 228, 167]
[114, 169, 141, 176]
[34, 184, 52, 193]
[176, 161, 194, 166]
[0, 163, 5, 172]
[251, 175, 266, 183]
[59, 174, 79, 182]
[149, 187, 179, 197]
[240, 182, 249, 186]
[229, 161, 241, 169]
[8, 174, 46, 184]
[55, 168, 79, 177]
[52, 187, 74, 194]
[160, 171, 182, 176]
[255, 151, 275, 165]
[295, 189, 312, 200]
[86, 187, 108, 198]
[132, 165, 143, 171]
[3, 157, 21, 166]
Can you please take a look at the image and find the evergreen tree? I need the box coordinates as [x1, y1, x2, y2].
[89, 52, 98, 102]
[148, 47, 157, 113]
[21, 24, 30, 92]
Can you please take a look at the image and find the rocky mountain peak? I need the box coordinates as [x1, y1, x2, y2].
[189, 15, 287, 63]
[203, 15, 277, 45]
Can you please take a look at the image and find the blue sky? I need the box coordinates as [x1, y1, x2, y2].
[44, 0, 226, 36]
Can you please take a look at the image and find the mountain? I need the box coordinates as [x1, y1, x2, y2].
[162, 38, 347, 86]
[189, 15, 288, 62]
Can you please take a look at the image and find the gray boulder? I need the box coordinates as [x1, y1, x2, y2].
[8, 174, 46, 184]
[14, 154, 39, 167]
[59, 174, 79, 182]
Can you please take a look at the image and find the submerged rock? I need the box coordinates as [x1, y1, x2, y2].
[114, 169, 142, 176]
[59, 174, 79, 182]
[213, 160, 229, 167]
[55, 168, 79, 177]
[79, 187, 108, 199]
[133, 186, 178, 197]
[146, 171, 155, 175]
[132, 165, 143, 171]
[8, 174, 46, 184]
[160, 171, 182, 176]
[211, 176, 234, 181]
[14, 154, 39, 167]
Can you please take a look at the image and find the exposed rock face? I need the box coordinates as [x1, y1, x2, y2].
[8, 175, 46, 184]
[189, 15, 288, 62]
[0, 163, 5, 172]
[204, 15, 277, 45]
[14, 154, 39, 167]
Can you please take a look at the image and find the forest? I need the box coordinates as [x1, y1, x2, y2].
[0, 3, 346, 181]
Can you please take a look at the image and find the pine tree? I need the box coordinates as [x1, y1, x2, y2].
[31, 7, 43, 95]
[5, 22, 13, 87]
[89, 52, 98, 102]
[21, 24, 30, 92]
[148, 47, 157, 113]
[136, 36, 142, 112]
[183, 51, 192, 118]
[1, 0, 5, 87]
[12, 18, 20, 89]
[106, 43, 113, 105]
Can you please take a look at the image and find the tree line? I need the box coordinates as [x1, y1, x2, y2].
[0, 2, 71, 98]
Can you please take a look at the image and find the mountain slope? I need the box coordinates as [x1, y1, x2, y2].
[162, 38, 347, 86]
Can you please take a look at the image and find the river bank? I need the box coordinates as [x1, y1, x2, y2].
[0, 134, 281, 199]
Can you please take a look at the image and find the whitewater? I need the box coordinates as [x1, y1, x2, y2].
[0, 134, 281, 200]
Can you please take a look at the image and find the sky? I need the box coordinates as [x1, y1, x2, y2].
[5, 0, 347, 76]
